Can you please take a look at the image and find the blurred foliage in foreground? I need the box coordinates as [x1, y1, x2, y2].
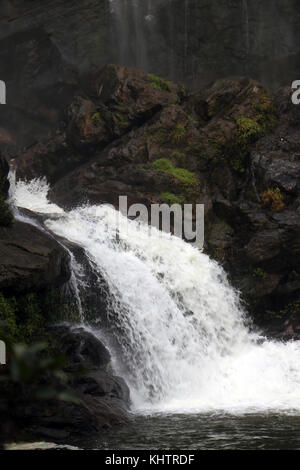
[0, 340, 80, 447]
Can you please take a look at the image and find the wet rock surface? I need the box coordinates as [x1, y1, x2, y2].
[0, 324, 130, 444]
[1, 0, 300, 157]
[0, 220, 71, 295]
[14, 65, 300, 337]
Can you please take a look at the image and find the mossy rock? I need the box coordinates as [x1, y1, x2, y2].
[148, 73, 172, 93]
[0, 288, 81, 348]
[152, 158, 198, 186]
[209, 116, 266, 174]
[160, 192, 186, 205]
[152, 158, 199, 203]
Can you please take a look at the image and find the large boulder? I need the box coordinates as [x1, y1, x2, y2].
[206, 85, 300, 329]
[0, 220, 70, 294]
[0, 323, 130, 442]
[16, 64, 183, 186]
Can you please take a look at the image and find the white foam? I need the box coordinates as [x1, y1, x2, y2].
[12, 177, 300, 415]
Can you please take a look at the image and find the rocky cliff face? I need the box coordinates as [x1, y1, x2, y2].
[15, 64, 300, 340]
[1, 0, 300, 155]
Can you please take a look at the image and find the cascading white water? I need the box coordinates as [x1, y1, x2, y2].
[11, 177, 300, 415]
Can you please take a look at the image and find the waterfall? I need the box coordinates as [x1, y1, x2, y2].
[242, 0, 250, 56]
[11, 177, 300, 414]
[8, 172, 84, 321]
[184, 0, 189, 73]
[109, 0, 155, 71]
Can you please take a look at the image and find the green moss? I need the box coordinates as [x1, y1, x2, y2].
[152, 158, 173, 172]
[0, 288, 81, 347]
[160, 192, 186, 205]
[152, 158, 199, 203]
[0, 293, 18, 344]
[170, 124, 187, 144]
[252, 92, 277, 133]
[152, 158, 198, 185]
[211, 117, 265, 173]
[17, 293, 45, 343]
[230, 117, 263, 173]
[148, 73, 171, 93]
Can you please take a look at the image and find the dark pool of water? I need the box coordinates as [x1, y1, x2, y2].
[77, 412, 300, 450]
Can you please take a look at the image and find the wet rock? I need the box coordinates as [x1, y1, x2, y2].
[0, 220, 70, 294]
[52, 324, 131, 405]
[53, 325, 111, 370]
[11, 64, 300, 333]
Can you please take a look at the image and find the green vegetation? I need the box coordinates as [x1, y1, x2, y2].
[0, 293, 17, 344]
[227, 117, 264, 173]
[152, 158, 198, 185]
[208, 116, 265, 174]
[152, 124, 187, 146]
[261, 187, 285, 212]
[267, 299, 300, 320]
[0, 289, 80, 347]
[252, 268, 268, 280]
[152, 158, 199, 203]
[0, 292, 47, 345]
[253, 92, 277, 133]
[170, 124, 187, 144]
[179, 83, 187, 99]
[148, 73, 171, 93]
[160, 192, 186, 205]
